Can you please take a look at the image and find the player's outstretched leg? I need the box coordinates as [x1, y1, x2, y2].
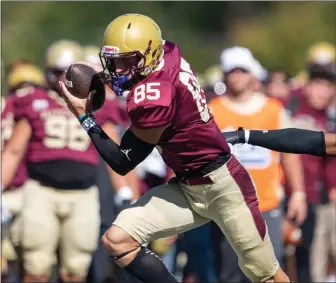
[102, 225, 178, 283]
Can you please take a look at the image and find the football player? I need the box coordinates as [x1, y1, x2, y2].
[59, 14, 335, 283]
[83, 45, 139, 210]
[287, 65, 335, 282]
[83, 45, 140, 283]
[1, 40, 127, 283]
[1, 62, 46, 282]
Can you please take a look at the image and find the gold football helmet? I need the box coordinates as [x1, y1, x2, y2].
[7, 63, 46, 91]
[83, 45, 101, 65]
[307, 42, 335, 65]
[100, 14, 163, 94]
[45, 40, 83, 90]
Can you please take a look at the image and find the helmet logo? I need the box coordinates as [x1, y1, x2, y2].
[65, 79, 73, 88]
[102, 46, 120, 55]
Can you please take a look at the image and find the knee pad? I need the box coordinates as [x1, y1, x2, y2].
[23, 251, 56, 277]
[61, 252, 93, 278]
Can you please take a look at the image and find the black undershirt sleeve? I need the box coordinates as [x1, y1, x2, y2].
[82, 115, 155, 176]
[222, 128, 326, 156]
[248, 128, 326, 156]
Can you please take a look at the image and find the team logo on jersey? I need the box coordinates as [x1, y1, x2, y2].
[32, 99, 49, 112]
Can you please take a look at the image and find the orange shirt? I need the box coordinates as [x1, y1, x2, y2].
[209, 93, 291, 211]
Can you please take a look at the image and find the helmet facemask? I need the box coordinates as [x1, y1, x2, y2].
[99, 41, 159, 96]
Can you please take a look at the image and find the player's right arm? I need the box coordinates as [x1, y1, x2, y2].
[1, 119, 31, 189]
[223, 128, 335, 157]
[59, 80, 175, 176]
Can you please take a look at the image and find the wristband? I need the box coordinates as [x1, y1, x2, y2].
[80, 114, 96, 132]
[292, 192, 306, 200]
[78, 113, 91, 122]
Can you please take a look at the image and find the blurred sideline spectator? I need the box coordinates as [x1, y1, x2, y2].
[291, 41, 335, 90]
[265, 69, 291, 103]
[202, 64, 226, 103]
[284, 64, 336, 282]
[208, 46, 306, 283]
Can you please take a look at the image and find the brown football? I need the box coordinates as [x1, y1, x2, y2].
[65, 62, 106, 111]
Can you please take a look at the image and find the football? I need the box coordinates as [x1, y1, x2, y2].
[65, 62, 106, 111]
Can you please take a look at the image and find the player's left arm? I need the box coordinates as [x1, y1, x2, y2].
[59, 80, 174, 176]
[223, 128, 334, 157]
[101, 121, 140, 202]
[84, 118, 167, 176]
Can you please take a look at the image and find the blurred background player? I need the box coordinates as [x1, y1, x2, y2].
[208, 46, 307, 283]
[290, 42, 335, 90]
[265, 69, 291, 103]
[82, 44, 140, 283]
[286, 64, 336, 282]
[1, 40, 131, 283]
[1, 61, 46, 283]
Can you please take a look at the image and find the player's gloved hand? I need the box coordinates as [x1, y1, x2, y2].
[114, 186, 134, 213]
[223, 127, 246, 145]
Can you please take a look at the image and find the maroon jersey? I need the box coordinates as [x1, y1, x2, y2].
[285, 90, 336, 203]
[95, 95, 129, 131]
[125, 41, 230, 173]
[13, 87, 99, 165]
[1, 96, 28, 189]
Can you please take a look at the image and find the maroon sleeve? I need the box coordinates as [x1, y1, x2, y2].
[95, 98, 122, 126]
[128, 81, 176, 129]
[12, 87, 38, 121]
[324, 157, 336, 191]
[13, 94, 29, 121]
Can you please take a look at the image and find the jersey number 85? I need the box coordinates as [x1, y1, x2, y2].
[133, 58, 210, 123]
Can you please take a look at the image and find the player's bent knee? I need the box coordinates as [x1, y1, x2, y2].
[61, 253, 92, 280]
[101, 224, 139, 255]
[23, 251, 56, 277]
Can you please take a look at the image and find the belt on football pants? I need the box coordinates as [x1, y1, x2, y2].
[179, 153, 231, 186]
[180, 175, 214, 186]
